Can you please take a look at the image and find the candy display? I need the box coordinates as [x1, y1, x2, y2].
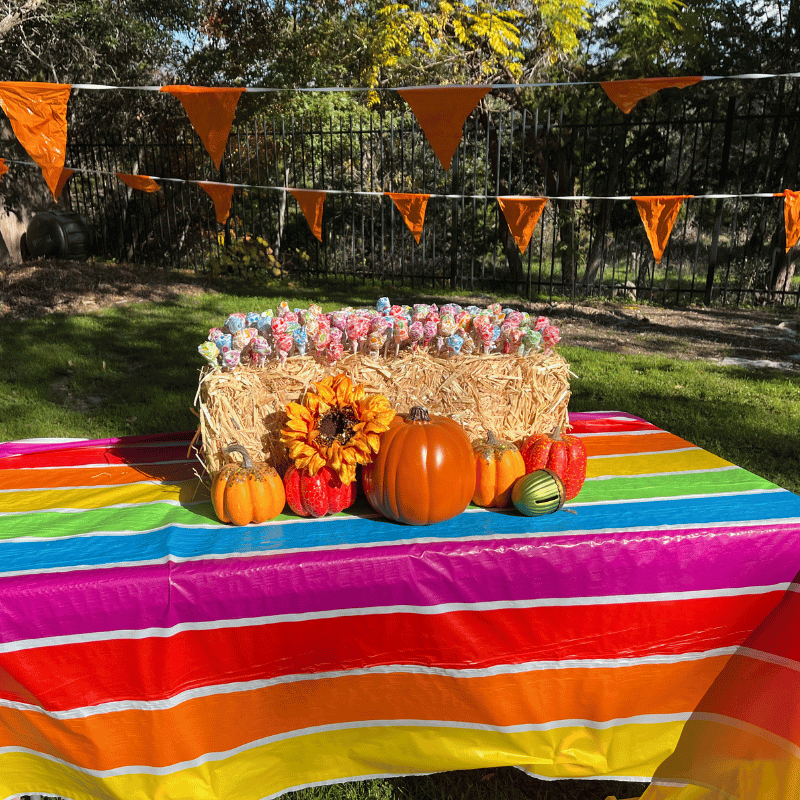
[193, 298, 571, 480]
[198, 298, 561, 370]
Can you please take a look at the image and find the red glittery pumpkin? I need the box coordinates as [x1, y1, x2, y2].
[283, 463, 357, 518]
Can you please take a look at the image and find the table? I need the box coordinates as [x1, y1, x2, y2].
[1, 411, 799, 800]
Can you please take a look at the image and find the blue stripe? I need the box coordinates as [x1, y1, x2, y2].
[1, 491, 799, 575]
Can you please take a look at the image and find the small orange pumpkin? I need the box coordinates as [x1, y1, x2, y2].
[211, 442, 286, 525]
[471, 430, 526, 508]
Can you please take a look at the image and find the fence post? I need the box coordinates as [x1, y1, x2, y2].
[704, 96, 736, 305]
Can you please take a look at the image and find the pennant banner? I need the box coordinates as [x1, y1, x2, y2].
[633, 195, 693, 263]
[199, 182, 236, 224]
[398, 86, 491, 170]
[289, 188, 327, 242]
[386, 192, 430, 244]
[601, 77, 704, 114]
[780, 189, 800, 252]
[0, 81, 71, 199]
[116, 173, 161, 193]
[161, 86, 246, 171]
[497, 196, 548, 253]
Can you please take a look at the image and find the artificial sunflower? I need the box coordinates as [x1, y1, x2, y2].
[280, 373, 396, 485]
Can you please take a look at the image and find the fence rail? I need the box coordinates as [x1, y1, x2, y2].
[60, 82, 800, 307]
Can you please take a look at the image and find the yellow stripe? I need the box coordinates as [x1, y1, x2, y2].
[0, 720, 684, 800]
[587, 450, 732, 478]
[2, 481, 207, 513]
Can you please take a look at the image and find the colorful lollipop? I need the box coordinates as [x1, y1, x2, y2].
[198, 340, 220, 369]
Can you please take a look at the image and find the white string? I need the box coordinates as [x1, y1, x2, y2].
[3, 157, 787, 203]
[64, 73, 800, 94]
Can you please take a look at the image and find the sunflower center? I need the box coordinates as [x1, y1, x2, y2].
[316, 408, 357, 446]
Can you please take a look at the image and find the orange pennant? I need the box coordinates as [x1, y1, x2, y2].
[0, 81, 71, 199]
[161, 86, 246, 171]
[497, 196, 548, 253]
[633, 195, 693, 264]
[116, 173, 161, 193]
[386, 192, 430, 244]
[54, 168, 75, 201]
[398, 86, 491, 170]
[0, 158, 7, 180]
[600, 77, 703, 114]
[289, 188, 327, 242]
[780, 189, 800, 252]
[199, 181, 236, 224]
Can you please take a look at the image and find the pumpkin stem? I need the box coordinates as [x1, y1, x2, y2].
[224, 441, 253, 469]
[408, 406, 431, 423]
[550, 425, 563, 441]
[486, 430, 501, 446]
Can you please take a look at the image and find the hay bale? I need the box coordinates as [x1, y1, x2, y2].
[193, 349, 571, 477]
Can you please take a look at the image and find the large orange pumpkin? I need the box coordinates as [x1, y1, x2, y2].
[362, 406, 476, 526]
[519, 425, 587, 501]
[471, 430, 526, 508]
[211, 443, 286, 525]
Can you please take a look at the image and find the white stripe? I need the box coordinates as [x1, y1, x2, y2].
[0, 583, 789, 655]
[0, 713, 692, 778]
[575, 428, 662, 438]
[690, 712, 800, 759]
[1, 648, 737, 721]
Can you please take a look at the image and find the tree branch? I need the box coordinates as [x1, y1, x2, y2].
[0, 0, 46, 41]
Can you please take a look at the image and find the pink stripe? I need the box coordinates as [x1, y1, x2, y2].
[0, 521, 798, 647]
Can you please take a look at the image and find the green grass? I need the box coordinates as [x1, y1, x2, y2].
[1, 272, 798, 800]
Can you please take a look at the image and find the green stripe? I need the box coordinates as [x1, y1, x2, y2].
[575, 467, 776, 504]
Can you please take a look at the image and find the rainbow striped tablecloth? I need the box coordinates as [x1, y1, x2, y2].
[1, 411, 799, 800]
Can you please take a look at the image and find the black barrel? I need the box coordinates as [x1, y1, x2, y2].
[24, 209, 92, 260]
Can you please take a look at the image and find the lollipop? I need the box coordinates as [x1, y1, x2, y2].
[412, 304, 429, 322]
[257, 312, 274, 336]
[327, 341, 344, 365]
[198, 340, 220, 369]
[222, 349, 240, 370]
[277, 300, 291, 317]
[461, 334, 476, 355]
[367, 330, 384, 358]
[248, 336, 272, 366]
[246, 312, 260, 328]
[521, 328, 542, 355]
[408, 320, 424, 351]
[213, 332, 233, 354]
[271, 316, 289, 337]
[534, 315, 550, 331]
[293, 327, 309, 357]
[346, 314, 370, 354]
[392, 318, 409, 357]
[542, 324, 561, 350]
[422, 319, 438, 351]
[276, 333, 293, 364]
[446, 333, 464, 357]
[225, 313, 246, 333]
[208, 327, 224, 342]
[232, 329, 255, 351]
[439, 313, 457, 338]
[376, 297, 391, 314]
[503, 328, 523, 355]
[313, 329, 331, 353]
[329, 327, 343, 347]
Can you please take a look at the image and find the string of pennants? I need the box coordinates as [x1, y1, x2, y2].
[1, 78, 799, 263]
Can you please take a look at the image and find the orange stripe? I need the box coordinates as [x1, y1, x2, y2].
[581, 432, 693, 458]
[0, 656, 729, 771]
[1, 462, 197, 490]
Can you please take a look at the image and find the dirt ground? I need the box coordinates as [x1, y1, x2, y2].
[2, 258, 799, 372]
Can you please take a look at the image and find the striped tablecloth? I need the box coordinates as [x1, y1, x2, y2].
[0, 411, 799, 800]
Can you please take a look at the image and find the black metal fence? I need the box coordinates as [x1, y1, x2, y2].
[59, 80, 800, 307]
